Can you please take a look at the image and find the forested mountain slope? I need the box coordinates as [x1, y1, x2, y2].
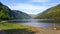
[36, 4, 60, 19]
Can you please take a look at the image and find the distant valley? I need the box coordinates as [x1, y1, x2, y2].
[0, 2, 60, 20]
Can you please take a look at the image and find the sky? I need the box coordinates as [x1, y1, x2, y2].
[0, 0, 60, 14]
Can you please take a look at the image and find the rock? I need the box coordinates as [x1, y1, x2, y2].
[0, 30, 7, 34]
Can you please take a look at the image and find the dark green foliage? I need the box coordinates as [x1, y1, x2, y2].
[36, 4, 60, 19]
[3, 29, 35, 34]
[0, 2, 13, 20]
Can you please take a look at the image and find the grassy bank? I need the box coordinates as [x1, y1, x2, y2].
[0, 22, 29, 30]
[0, 22, 35, 34]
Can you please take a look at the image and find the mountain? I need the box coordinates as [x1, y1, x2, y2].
[11, 10, 31, 19]
[0, 2, 31, 20]
[36, 4, 60, 19]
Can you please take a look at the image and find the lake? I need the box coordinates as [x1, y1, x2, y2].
[8, 19, 60, 27]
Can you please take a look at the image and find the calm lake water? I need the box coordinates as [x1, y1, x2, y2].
[9, 19, 60, 27]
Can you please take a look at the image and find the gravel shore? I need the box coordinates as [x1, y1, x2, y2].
[30, 26, 60, 34]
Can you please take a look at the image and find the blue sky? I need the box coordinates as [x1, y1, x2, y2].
[0, 0, 60, 14]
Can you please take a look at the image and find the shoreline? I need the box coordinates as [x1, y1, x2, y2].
[0, 22, 60, 34]
[30, 26, 60, 34]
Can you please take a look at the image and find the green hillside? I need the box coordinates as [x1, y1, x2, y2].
[0, 2, 13, 20]
[36, 4, 60, 19]
[0, 2, 31, 20]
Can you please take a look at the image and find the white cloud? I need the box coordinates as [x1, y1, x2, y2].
[8, 3, 49, 14]
[29, 0, 51, 2]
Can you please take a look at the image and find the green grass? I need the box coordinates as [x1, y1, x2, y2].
[0, 22, 31, 30]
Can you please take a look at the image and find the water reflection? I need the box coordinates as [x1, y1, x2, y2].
[8, 19, 60, 27]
